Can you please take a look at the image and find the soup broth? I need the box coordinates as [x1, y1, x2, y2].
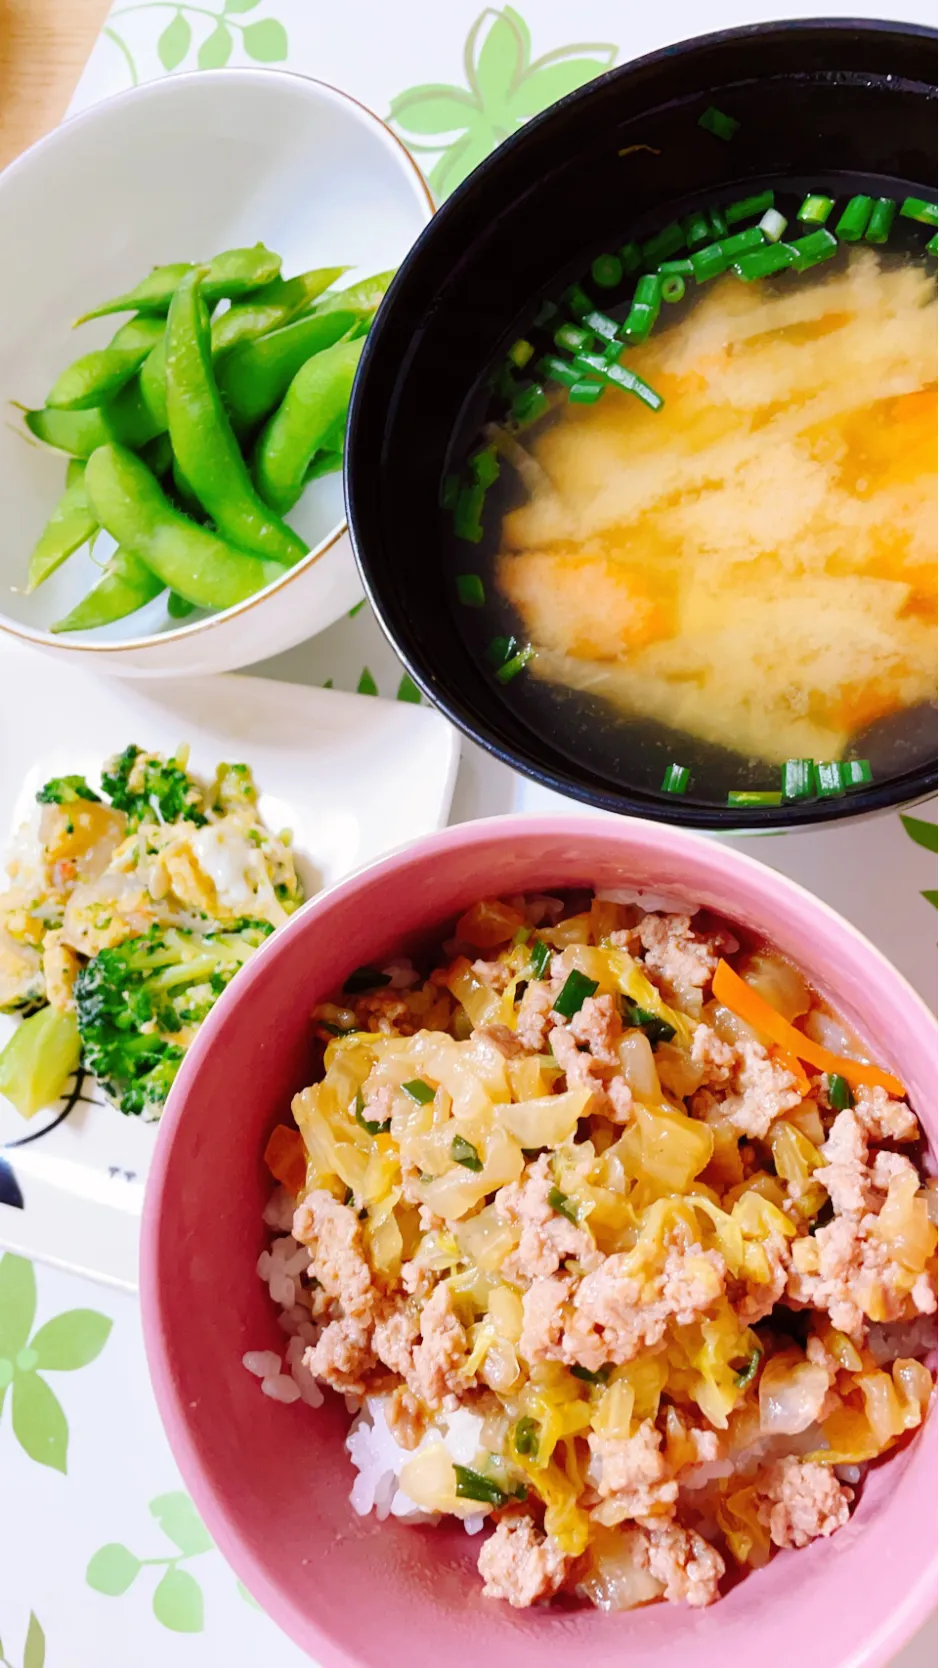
[447, 224, 937, 807]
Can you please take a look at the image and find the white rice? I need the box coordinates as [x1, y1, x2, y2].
[345, 1396, 490, 1530]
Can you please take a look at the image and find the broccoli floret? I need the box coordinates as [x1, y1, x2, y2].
[36, 775, 101, 805]
[100, 744, 206, 831]
[74, 919, 272, 1116]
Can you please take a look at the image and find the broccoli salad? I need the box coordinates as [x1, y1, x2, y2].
[0, 745, 303, 1119]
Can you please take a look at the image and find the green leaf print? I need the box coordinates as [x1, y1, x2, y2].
[30, 1309, 112, 1370]
[87, 1543, 143, 1596]
[0, 1253, 112, 1471]
[11, 1371, 68, 1473]
[224, 0, 261, 10]
[149, 1491, 214, 1557]
[152, 1566, 204, 1632]
[388, 5, 618, 199]
[396, 673, 422, 704]
[922, 889, 938, 908]
[198, 21, 233, 66]
[357, 667, 379, 697]
[901, 814, 938, 853]
[23, 1615, 44, 1668]
[157, 10, 192, 69]
[0, 1255, 36, 1359]
[236, 1579, 263, 1609]
[242, 18, 288, 61]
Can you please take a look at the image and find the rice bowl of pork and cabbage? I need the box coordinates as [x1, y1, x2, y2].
[245, 887, 936, 1615]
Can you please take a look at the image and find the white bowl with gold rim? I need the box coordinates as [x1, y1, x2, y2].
[0, 68, 433, 676]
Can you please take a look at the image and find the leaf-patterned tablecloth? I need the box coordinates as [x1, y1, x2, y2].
[1, 2, 937, 1662]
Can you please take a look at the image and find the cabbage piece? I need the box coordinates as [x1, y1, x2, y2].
[759, 1348, 830, 1434]
[635, 1103, 714, 1195]
[580, 1527, 665, 1611]
[497, 1085, 591, 1148]
[421, 1126, 523, 1220]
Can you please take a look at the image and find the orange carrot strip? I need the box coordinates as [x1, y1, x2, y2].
[772, 1047, 811, 1097]
[264, 1123, 307, 1196]
[712, 960, 906, 1097]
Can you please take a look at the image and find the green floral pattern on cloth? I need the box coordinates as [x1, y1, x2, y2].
[0, 1615, 45, 1668]
[87, 1493, 259, 1633]
[901, 814, 939, 907]
[0, 1255, 112, 1473]
[102, 0, 288, 86]
[387, 5, 617, 197]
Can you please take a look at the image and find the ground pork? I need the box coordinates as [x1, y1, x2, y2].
[720, 1041, 803, 1139]
[852, 1085, 919, 1144]
[384, 1384, 426, 1450]
[292, 1190, 375, 1322]
[690, 1023, 737, 1085]
[497, 1154, 598, 1285]
[815, 1109, 874, 1216]
[636, 913, 724, 994]
[787, 1210, 936, 1336]
[569, 993, 623, 1065]
[303, 1314, 374, 1395]
[588, 1420, 679, 1523]
[548, 1025, 628, 1123]
[638, 1521, 725, 1607]
[476, 1022, 526, 1058]
[736, 1230, 792, 1324]
[471, 957, 513, 992]
[373, 1283, 472, 1409]
[560, 1242, 726, 1372]
[519, 1274, 573, 1363]
[477, 1517, 569, 1607]
[754, 1457, 852, 1548]
[515, 980, 556, 1051]
[373, 1304, 420, 1378]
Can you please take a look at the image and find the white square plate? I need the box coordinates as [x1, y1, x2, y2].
[0, 640, 459, 1289]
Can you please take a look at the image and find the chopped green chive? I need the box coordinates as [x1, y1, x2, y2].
[618, 240, 642, 272]
[733, 244, 795, 280]
[786, 229, 839, 272]
[396, 672, 422, 704]
[657, 257, 694, 276]
[581, 309, 619, 343]
[814, 761, 844, 798]
[734, 1346, 762, 1389]
[402, 1078, 435, 1104]
[554, 322, 592, 354]
[453, 1466, 522, 1507]
[570, 1363, 611, 1385]
[759, 207, 788, 243]
[511, 384, 550, 429]
[781, 759, 814, 800]
[451, 1134, 483, 1172]
[827, 1072, 855, 1112]
[456, 573, 486, 608]
[661, 762, 689, 793]
[548, 1185, 580, 1224]
[927, 233, 938, 256]
[865, 198, 896, 244]
[356, 667, 379, 696]
[348, 599, 367, 618]
[508, 337, 535, 368]
[660, 275, 686, 304]
[453, 482, 485, 543]
[486, 634, 517, 667]
[563, 282, 593, 318]
[344, 966, 392, 994]
[690, 241, 730, 283]
[553, 969, 598, 1019]
[641, 222, 685, 267]
[496, 644, 535, 683]
[512, 925, 532, 946]
[572, 351, 663, 412]
[591, 253, 623, 288]
[683, 211, 711, 249]
[840, 759, 872, 789]
[698, 106, 739, 142]
[538, 354, 581, 388]
[798, 193, 834, 225]
[634, 273, 662, 319]
[470, 445, 500, 488]
[725, 190, 774, 224]
[900, 196, 938, 226]
[569, 379, 604, 404]
[514, 1416, 539, 1456]
[534, 298, 560, 328]
[721, 227, 765, 258]
[355, 1092, 392, 1136]
[439, 473, 460, 510]
[727, 791, 783, 807]
[619, 299, 655, 343]
[529, 938, 551, 978]
[623, 1000, 676, 1047]
[835, 194, 874, 242]
[707, 206, 729, 240]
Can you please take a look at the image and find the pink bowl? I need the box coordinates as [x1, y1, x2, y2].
[141, 814, 937, 1668]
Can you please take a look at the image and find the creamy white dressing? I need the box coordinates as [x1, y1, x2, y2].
[191, 822, 285, 924]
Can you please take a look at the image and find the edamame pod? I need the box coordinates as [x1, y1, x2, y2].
[75, 244, 283, 324]
[84, 444, 284, 609]
[46, 315, 165, 410]
[165, 270, 307, 565]
[51, 547, 164, 633]
[211, 266, 350, 355]
[216, 308, 357, 430]
[312, 269, 396, 320]
[255, 338, 363, 513]
[25, 405, 111, 456]
[26, 460, 98, 591]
